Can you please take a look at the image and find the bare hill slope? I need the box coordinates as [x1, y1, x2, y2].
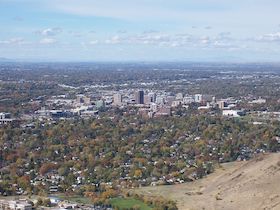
[136, 153, 280, 210]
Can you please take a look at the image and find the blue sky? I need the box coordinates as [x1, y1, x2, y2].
[0, 0, 280, 62]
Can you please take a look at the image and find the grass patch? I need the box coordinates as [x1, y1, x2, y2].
[110, 198, 153, 210]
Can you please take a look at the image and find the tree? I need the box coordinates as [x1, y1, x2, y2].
[39, 162, 58, 175]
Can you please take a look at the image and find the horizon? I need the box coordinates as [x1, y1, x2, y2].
[1, 59, 280, 64]
[1, 0, 280, 62]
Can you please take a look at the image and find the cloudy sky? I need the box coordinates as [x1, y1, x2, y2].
[1, 0, 280, 62]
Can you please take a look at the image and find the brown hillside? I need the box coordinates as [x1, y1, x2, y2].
[136, 153, 280, 210]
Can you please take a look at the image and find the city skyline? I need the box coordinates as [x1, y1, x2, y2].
[1, 0, 280, 62]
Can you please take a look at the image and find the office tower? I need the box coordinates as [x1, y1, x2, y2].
[194, 94, 202, 103]
[135, 90, 144, 104]
[218, 101, 226, 109]
[148, 92, 156, 103]
[113, 93, 122, 106]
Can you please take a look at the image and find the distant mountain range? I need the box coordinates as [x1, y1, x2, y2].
[0, 57, 14, 62]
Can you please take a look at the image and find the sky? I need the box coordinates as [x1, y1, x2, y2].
[0, 0, 280, 62]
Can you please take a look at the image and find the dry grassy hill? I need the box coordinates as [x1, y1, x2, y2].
[135, 153, 280, 210]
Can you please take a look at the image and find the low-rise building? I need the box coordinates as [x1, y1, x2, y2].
[249, 98, 266, 104]
[223, 110, 245, 117]
[0, 199, 32, 210]
[0, 112, 15, 124]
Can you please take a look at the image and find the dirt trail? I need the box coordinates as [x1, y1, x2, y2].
[136, 153, 280, 210]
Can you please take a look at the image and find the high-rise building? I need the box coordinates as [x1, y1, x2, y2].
[194, 94, 202, 103]
[135, 90, 144, 104]
[156, 96, 165, 104]
[145, 92, 157, 104]
[148, 92, 156, 103]
[144, 95, 150, 104]
[166, 96, 176, 106]
[113, 93, 122, 106]
[218, 101, 226, 109]
[95, 100, 105, 109]
[150, 103, 157, 112]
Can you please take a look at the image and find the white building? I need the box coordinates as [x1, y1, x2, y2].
[0, 112, 11, 119]
[0, 112, 14, 124]
[194, 94, 202, 103]
[155, 106, 171, 116]
[76, 94, 91, 105]
[176, 93, 184, 100]
[249, 98, 266, 104]
[171, 100, 182, 107]
[150, 103, 157, 112]
[156, 96, 165, 105]
[183, 96, 195, 104]
[0, 200, 32, 210]
[166, 96, 176, 106]
[198, 102, 211, 110]
[217, 101, 226, 109]
[113, 93, 123, 106]
[195, 94, 213, 103]
[148, 92, 156, 103]
[223, 110, 245, 117]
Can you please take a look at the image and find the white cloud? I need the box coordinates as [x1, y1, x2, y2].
[105, 35, 121, 44]
[40, 38, 57, 44]
[89, 40, 99, 45]
[101, 32, 240, 50]
[0, 38, 25, 45]
[68, 31, 84, 37]
[256, 32, 280, 42]
[213, 41, 236, 49]
[37, 27, 62, 36]
[216, 32, 232, 41]
[200, 36, 210, 45]
[135, 34, 170, 44]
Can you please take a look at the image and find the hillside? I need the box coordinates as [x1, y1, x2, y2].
[135, 153, 280, 210]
